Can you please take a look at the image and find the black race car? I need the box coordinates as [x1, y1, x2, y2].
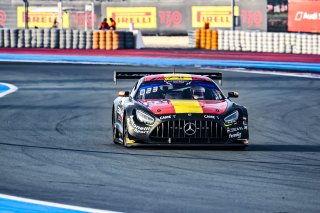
[112, 72, 249, 148]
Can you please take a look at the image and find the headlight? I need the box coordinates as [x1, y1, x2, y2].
[136, 110, 155, 125]
[224, 111, 239, 125]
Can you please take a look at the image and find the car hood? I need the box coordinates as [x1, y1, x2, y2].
[138, 99, 228, 115]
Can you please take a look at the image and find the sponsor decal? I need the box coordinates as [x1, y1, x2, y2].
[204, 115, 216, 119]
[128, 116, 151, 134]
[243, 117, 248, 125]
[192, 6, 240, 28]
[17, 6, 69, 28]
[106, 7, 157, 29]
[160, 115, 171, 120]
[227, 126, 244, 133]
[229, 132, 241, 139]
[117, 106, 124, 117]
[288, 0, 320, 32]
[117, 114, 123, 122]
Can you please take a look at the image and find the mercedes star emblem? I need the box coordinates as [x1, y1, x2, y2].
[184, 122, 196, 135]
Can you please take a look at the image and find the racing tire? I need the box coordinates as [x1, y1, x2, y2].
[122, 116, 130, 148]
[112, 107, 118, 144]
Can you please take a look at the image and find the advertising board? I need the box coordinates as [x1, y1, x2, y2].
[17, 6, 69, 28]
[192, 6, 240, 28]
[106, 7, 157, 29]
[288, 0, 320, 32]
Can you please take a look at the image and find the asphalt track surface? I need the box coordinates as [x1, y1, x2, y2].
[0, 62, 319, 212]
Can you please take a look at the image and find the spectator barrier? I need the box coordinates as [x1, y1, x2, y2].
[189, 30, 320, 55]
[0, 28, 135, 50]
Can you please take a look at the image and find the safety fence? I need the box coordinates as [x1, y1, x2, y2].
[0, 28, 135, 50]
[189, 30, 320, 55]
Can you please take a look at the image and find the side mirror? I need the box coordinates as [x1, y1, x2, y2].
[118, 91, 130, 97]
[228, 91, 239, 98]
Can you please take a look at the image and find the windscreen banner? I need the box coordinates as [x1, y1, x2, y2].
[288, 0, 320, 32]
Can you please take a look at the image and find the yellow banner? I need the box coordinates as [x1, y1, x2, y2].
[106, 7, 157, 29]
[192, 6, 239, 28]
[17, 6, 69, 28]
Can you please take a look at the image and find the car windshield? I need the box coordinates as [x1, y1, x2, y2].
[135, 81, 224, 100]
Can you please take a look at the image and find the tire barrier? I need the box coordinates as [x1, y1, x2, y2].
[112, 31, 119, 50]
[86, 30, 93, 50]
[66, 29, 73, 49]
[17, 29, 25, 48]
[72, 30, 79, 50]
[50, 29, 59, 49]
[124, 32, 134, 49]
[10, 29, 18, 48]
[43, 29, 50, 49]
[24, 29, 31, 48]
[0, 28, 138, 50]
[79, 30, 86, 50]
[99, 31, 106, 50]
[31, 29, 37, 48]
[106, 31, 112, 50]
[189, 30, 320, 55]
[59, 29, 66, 49]
[0, 29, 3, 48]
[36, 29, 44, 48]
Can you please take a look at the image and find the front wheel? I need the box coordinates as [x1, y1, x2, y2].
[122, 117, 129, 147]
[112, 107, 118, 144]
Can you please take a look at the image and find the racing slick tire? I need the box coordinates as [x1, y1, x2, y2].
[122, 116, 129, 148]
[122, 115, 133, 148]
[112, 107, 119, 144]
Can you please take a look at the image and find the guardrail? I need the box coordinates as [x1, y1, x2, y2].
[189, 30, 320, 55]
[0, 28, 135, 50]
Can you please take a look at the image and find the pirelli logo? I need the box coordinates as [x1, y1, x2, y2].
[106, 7, 157, 29]
[17, 6, 69, 28]
[192, 6, 240, 28]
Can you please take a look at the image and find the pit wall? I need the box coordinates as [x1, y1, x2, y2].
[189, 30, 320, 55]
[0, 28, 135, 50]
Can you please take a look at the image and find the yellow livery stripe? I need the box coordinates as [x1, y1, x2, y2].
[164, 74, 192, 81]
[170, 100, 203, 113]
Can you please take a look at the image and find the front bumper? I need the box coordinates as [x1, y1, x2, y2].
[126, 115, 249, 147]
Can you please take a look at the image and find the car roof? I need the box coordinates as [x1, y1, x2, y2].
[143, 73, 213, 83]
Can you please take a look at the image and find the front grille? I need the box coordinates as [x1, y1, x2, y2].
[150, 120, 228, 144]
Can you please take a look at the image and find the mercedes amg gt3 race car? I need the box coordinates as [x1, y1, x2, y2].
[112, 71, 249, 148]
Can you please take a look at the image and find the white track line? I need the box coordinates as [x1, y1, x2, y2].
[0, 193, 120, 213]
[0, 82, 18, 98]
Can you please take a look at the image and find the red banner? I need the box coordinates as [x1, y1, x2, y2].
[288, 0, 320, 32]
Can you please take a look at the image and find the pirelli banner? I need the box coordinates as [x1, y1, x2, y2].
[192, 6, 240, 28]
[288, 0, 320, 33]
[103, 0, 267, 34]
[0, 0, 267, 34]
[17, 6, 69, 28]
[107, 7, 157, 29]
